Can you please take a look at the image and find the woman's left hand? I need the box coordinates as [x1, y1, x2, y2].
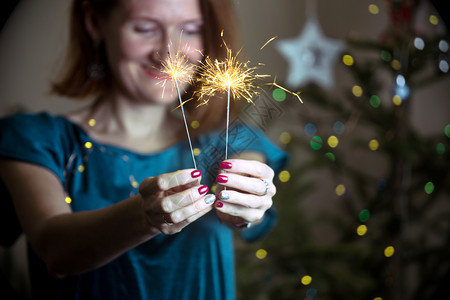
[214, 159, 276, 229]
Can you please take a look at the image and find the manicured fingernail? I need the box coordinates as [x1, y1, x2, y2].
[220, 192, 230, 200]
[216, 202, 223, 208]
[217, 175, 228, 183]
[220, 162, 232, 169]
[198, 185, 209, 195]
[204, 194, 216, 205]
[191, 169, 201, 178]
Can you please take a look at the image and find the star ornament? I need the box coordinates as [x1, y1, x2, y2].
[276, 18, 345, 89]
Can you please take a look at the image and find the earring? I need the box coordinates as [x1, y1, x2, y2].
[88, 43, 105, 80]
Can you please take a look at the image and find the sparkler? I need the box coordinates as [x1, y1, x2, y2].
[160, 47, 198, 169]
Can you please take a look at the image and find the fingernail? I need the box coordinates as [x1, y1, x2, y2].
[204, 194, 216, 205]
[220, 162, 232, 169]
[217, 175, 228, 183]
[198, 185, 209, 195]
[216, 202, 223, 208]
[191, 169, 202, 178]
[220, 192, 230, 200]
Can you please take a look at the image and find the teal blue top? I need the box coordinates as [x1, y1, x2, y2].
[0, 112, 287, 300]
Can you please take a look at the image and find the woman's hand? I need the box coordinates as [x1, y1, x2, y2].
[139, 169, 216, 235]
[214, 159, 276, 229]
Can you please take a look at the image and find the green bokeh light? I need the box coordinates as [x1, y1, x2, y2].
[359, 209, 370, 222]
[272, 88, 287, 102]
[310, 136, 323, 150]
[381, 50, 392, 62]
[436, 143, 445, 155]
[424, 182, 435, 194]
[325, 152, 336, 161]
[369, 95, 381, 108]
[445, 124, 450, 138]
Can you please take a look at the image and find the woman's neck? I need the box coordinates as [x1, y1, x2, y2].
[67, 95, 183, 153]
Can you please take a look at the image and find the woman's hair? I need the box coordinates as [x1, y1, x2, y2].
[52, 0, 243, 135]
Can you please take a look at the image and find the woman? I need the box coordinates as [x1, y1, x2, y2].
[0, 0, 287, 299]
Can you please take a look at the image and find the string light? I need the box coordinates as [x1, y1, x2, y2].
[301, 275, 312, 285]
[327, 136, 339, 148]
[357, 225, 368, 236]
[384, 246, 395, 257]
[352, 85, 363, 97]
[369, 139, 379, 151]
[256, 249, 268, 259]
[279, 132, 292, 144]
[424, 182, 435, 194]
[310, 136, 323, 150]
[279, 170, 291, 182]
[335, 184, 346, 196]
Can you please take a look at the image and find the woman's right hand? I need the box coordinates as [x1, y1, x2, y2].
[138, 169, 215, 235]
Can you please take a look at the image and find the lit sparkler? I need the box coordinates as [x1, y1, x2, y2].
[160, 47, 198, 169]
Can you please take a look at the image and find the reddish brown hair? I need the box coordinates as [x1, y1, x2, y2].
[51, 0, 243, 135]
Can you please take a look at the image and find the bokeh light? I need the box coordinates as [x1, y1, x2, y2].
[359, 209, 370, 222]
[439, 40, 449, 52]
[335, 184, 346, 196]
[306, 288, 317, 298]
[436, 142, 445, 155]
[391, 59, 401, 70]
[369, 139, 379, 151]
[429, 14, 439, 25]
[131, 180, 139, 189]
[368, 4, 379, 14]
[272, 88, 287, 102]
[374, 297, 383, 300]
[445, 124, 450, 138]
[384, 246, 395, 257]
[413, 37, 425, 50]
[65, 196, 72, 204]
[392, 95, 402, 106]
[88, 119, 96, 127]
[256, 249, 267, 259]
[280, 132, 292, 145]
[310, 136, 323, 150]
[279, 170, 291, 182]
[369, 95, 381, 108]
[193, 148, 201, 156]
[333, 121, 345, 134]
[342, 54, 354, 66]
[301, 275, 312, 285]
[327, 136, 339, 148]
[325, 152, 336, 161]
[77, 165, 85, 172]
[357, 225, 368, 236]
[439, 59, 449, 73]
[191, 120, 200, 129]
[352, 85, 363, 97]
[85, 142, 93, 149]
[381, 50, 392, 62]
[424, 182, 435, 194]
[304, 123, 317, 137]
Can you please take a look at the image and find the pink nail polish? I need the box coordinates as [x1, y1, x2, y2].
[216, 202, 223, 208]
[198, 185, 209, 195]
[216, 175, 228, 183]
[220, 162, 232, 169]
[191, 169, 202, 178]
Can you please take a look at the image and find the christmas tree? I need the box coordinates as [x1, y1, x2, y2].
[235, 1, 450, 299]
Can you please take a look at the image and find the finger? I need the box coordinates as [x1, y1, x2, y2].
[166, 194, 216, 223]
[215, 202, 265, 224]
[219, 159, 274, 180]
[160, 184, 210, 213]
[139, 169, 202, 196]
[159, 201, 214, 235]
[216, 190, 272, 209]
[216, 173, 275, 196]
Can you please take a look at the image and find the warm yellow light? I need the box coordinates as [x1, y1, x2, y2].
[193, 148, 201, 156]
[393, 95, 402, 106]
[374, 298, 383, 300]
[280, 132, 292, 144]
[368, 4, 379, 14]
[342, 54, 354, 66]
[65, 196, 72, 204]
[131, 180, 139, 188]
[256, 249, 267, 259]
[352, 85, 363, 97]
[191, 120, 200, 129]
[384, 246, 395, 257]
[369, 139, 379, 151]
[391, 59, 401, 70]
[279, 170, 291, 182]
[85, 142, 93, 149]
[88, 119, 96, 127]
[301, 275, 312, 285]
[335, 184, 346, 196]
[429, 15, 439, 25]
[77, 165, 85, 172]
[357, 225, 368, 236]
[328, 136, 339, 148]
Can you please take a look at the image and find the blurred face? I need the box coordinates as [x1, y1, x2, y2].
[96, 0, 204, 104]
